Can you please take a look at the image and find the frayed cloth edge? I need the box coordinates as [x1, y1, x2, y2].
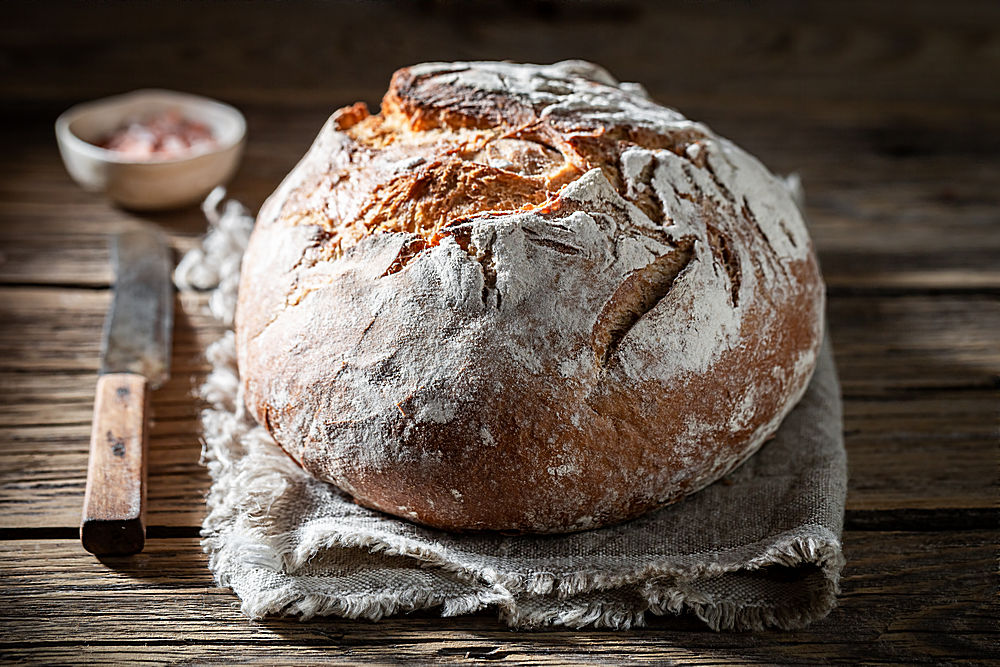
[185, 187, 845, 632]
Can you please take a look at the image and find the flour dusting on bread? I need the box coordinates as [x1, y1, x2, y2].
[237, 61, 824, 533]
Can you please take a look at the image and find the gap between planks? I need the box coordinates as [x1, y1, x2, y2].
[1, 505, 997, 541]
[0, 532, 996, 663]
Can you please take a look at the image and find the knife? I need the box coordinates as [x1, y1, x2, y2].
[81, 226, 173, 556]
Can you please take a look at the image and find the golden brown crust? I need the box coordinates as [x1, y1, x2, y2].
[236, 61, 825, 533]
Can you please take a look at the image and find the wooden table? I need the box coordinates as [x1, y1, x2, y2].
[2, 1, 997, 663]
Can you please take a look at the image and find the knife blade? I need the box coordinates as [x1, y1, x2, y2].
[81, 226, 173, 556]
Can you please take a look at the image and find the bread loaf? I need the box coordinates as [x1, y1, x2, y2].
[236, 61, 824, 533]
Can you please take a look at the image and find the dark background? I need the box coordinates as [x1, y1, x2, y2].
[6, 0, 998, 109]
[5, 0, 998, 213]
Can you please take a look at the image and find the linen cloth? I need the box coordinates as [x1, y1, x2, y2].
[175, 187, 846, 631]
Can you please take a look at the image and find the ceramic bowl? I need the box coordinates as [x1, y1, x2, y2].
[55, 89, 246, 210]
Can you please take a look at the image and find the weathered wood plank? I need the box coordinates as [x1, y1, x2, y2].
[1, 285, 997, 388]
[0, 288, 221, 529]
[827, 295, 1000, 392]
[0, 287, 996, 528]
[2, 393, 994, 530]
[1, 1, 996, 663]
[0, 289, 225, 374]
[0, 532, 996, 663]
[2, 105, 997, 290]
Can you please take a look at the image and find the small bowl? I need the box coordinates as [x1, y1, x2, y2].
[55, 89, 246, 210]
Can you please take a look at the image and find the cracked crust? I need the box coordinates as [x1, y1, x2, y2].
[236, 61, 825, 533]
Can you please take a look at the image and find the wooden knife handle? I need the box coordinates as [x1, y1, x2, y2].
[81, 373, 149, 555]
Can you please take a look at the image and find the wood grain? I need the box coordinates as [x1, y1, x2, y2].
[80, 373, 149, 556]
[3, 105, 998, 291]
[1, 0, 997, 662]
[0, 288, 996, 529]
[0, 533, 996, 663]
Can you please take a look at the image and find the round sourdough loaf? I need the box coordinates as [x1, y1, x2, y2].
[236, 61, 825, 533]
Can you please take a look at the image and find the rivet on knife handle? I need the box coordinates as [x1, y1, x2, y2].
[81, 374, 150, 555]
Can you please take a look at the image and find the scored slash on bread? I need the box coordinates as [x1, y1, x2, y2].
[236, 61, 824, 533]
